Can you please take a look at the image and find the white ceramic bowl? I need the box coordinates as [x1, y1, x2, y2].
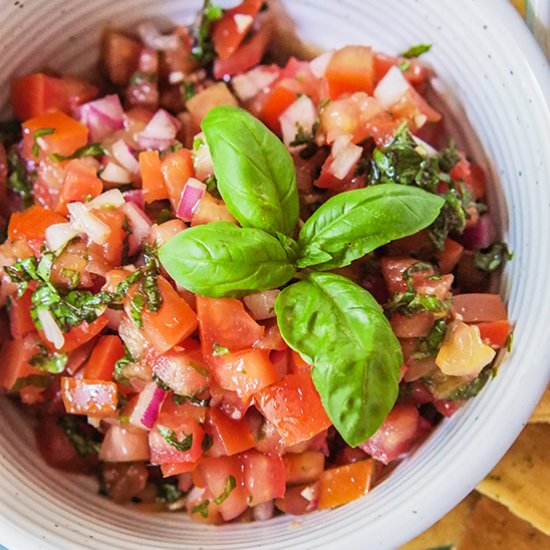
[1, 1, 550, 548]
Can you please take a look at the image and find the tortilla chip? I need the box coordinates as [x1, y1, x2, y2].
[459, 496, 550, 550]
[477, 423, 550, 535]
[530, 386, 550, 423]
[399, 493, 479, 550]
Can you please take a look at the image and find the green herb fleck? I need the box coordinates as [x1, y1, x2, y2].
[212, 343, 229, 356]
[401, 43, 432, 59]
[191, 499, 210, 518]
[201, 433, 214, 452]
[182, 81, 197, 102]
[398, 59, 411, 72]
[158, 426, 193, 452]
[11, 374, 52, 392]
[28, 345, 68, 374]
[156, 479, 185, 504]
[7, 148, 34, 208]
[58, 415, 102, 456]
[32, 127, 55, 157]
[474, 242, 512, 273]
[192, 0, 223, 65]
[50, 143, 105, 163]
[214, 475, 236, 505]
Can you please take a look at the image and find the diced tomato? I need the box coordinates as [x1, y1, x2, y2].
[390, 311, 435, 338]
[89, 208, 128, 266]
[334, 446, 369, 466]
[318, 460, 374, 509]
[161, 462, 196, 477]
[101, 462, 148, 504]
[161, 148, 194, 210]
[8, 205, 66, 242]
[9, 289, 35, 339]
[254, 321, 287, 352]
[11, 73, 97, 120]
[59, 316, 109, 353]
[149, 415, 205, 465]
[389, 88, 441, 128]
[190, 191, 236, 226]
[186, 82, 238, 126]
[241, 450, 286, 505]
[0, 335, 42, 391]
[207, 407, 256, 456]
[256, 373, 332, 447]
[210, 382, 252, 421]
[363, 112, 402, 146]
[103, 30, 142, 87]
[359, 404, 420, 464]
[36, 416, 98, 473]
[139, 150, 169, 203]
[451, 159, 486, 200]
[130, 277, 198, 353]
[199, 455, 248, 521]
[213, 348, 277, 400]
[434, 399, 465, 417]
[275, 482, 319, 515]
[57, 158, 103, 215]
[259, 79, 304, 133]
[325, 46, 374, 99]
[151, 345, 209, 397]
[284, 451, 325, 485]
[476, 320, 511, 349]
[149, 219, 186, 248]
[99, 424, 150, 462]
[289, 350, 312, 375]
[451, 293, 507, 323]
[436, 238, 464, 274]
[213, 23, 272, 80]
[373, 53, 429, 88]
[197, 296, 264, 359]
[83, 335, 125, 381]
[60, 377, 118, 417]
[22, 112, 88, 160]
[212, 0, 263, 60]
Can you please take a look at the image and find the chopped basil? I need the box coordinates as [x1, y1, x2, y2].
[401, 43, 432, 59]
[32, 127, 55, 156]
[474, 242, 512, 273]
[191, 0, 223, 65]
[155, 208, 173, 224]
[172, 393, 211, 407]
[212, 343, 229, 356]
[214, 475, 236, 505]
[201, 433, 214, 452]
[11, 374, 52, 392]
[61, 268, 81, 289]
[506, 331, 514, 352]
[182, 81, 197, 101]
[50, 143, 105, 163]
[447, 367, 493, 400]
[114, 347, 134, 383]
[290, 122, 320, 160]
[129, 71, 156, 85]
[156, 479, 185, 504]
[414, 319, 447, 359]
[204, 174, 220, 198]
[58, 415, 102, 457]
[386, 289, 449, 316]
[7, 148, 34, 208]
[398, 59, 411, 72]
[191, 499, 210, 518]
[28, 345, 68, 374]
[158, 426, 193, 452]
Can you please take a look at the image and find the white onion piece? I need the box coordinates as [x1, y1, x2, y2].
[329, 142, 363, 180]
[68, 202, 111, 245]
[122, 202, 153, 246]
[231, 67, 278, 101]
[86, 189, 126, 210]
[99, 424, 150, 462]
[244, 290, 280, 320]
[78, 95, 124, 142]
[309, 50, 334, 78]
[374, 66, 410, 109]
[100, 161, 132, 184]
[37, 309, 65, 350]
[331, 134, 353, 157]
[45, 222, 80, 252]
[112, 139, 139, 174]
[413, 135, 438, 157]
[130, 382, 167, 430]
[252, 501, 274, 522]
[233, 13, 253, 34]
[192, 133, 214, 180]
[138, 109, 180, 151]
[280, 95, 317, 147]
[138, 21, 180, 51]
[177, 178, 206, 221]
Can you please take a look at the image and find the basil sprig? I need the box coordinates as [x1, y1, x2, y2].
[159, 222, 297, 298]
[297, 184, 445, 270]
[201, 106, 299, 236]
[275, 273, 402, 446]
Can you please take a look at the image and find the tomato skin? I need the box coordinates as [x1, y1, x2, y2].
[241, 450, 286, 505]
[161, 148, 194, 210]
[89, 208, 128, 266]
[275, 482, 319, 515]
[325, 46, 375, 99]
[140, 150, 169, 203]
[9, 289, 35, 340]
[61, 377, 118, 417]
[359, 404, 420, 464]
[435, 238, 464, 274]
[160, 462, 196, 477]
[59, 316, 109, 353]
[199, 455, 248, 521]
[83, 335, 125, 381]
[99, 424, 150, 462]
[22, 112, 88, 160]
[256, 373, 332, 447]
[101, 462, 148, 504]
[186, 82, 238, 126]
[391, 311, 435, 339]
[213, 348, 277, 400]
[212, 0, 263, 60]
[318, 460, 374, 509]
[103, 30, 142, 87]
[36, 416, 98, 473]
[451, 293, 507, 323]
[476, 320, 511, 349]
[207, 407, 256, 456]
[197, 296, 264, 359]
[57, 158, 103, 215]
[149, 416, 205, 465]
[8, 205, 66, 242]
[259, 79, 303, 133]
[284, 451, 325, 485]
[0, 335, 43, 391]
[451, 159, 486, 200]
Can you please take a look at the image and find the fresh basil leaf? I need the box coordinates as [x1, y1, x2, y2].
[401, 43, 432, 58]
[202, 106, 299, 236]
[297, 183, 444, 270]
[159, 222, 296, 298]
[28, 345, 68, 374]
[275, 272, 403, 446]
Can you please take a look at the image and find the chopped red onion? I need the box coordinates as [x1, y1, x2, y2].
[280, 95, 317, 147]
[112, 139, 139, 174]
[123, 189, 145, 210]
[68, 202, 111, 245]
[45, 222, 80, 252]
[36, 309, 65, 350]
[78, 95, 124, 142]
[461, 215, 495, 250]
[122, 202, 153, 251]
[129, 381, 167, 430]
[100, 161, 132, 184]
[137, 109, 180, 151]
[374, 66, 410, 109]
[244, 290, 280, 320]
[176, 178, 206, 221]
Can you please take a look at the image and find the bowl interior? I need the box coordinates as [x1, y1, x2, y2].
[1, 1, 550, 549]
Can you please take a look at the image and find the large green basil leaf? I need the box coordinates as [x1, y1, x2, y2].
[201, 106, 299, 236]
[275, 272, 402, 446]
[159, 222, 296, 298]
[297, 183, 445, 270]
